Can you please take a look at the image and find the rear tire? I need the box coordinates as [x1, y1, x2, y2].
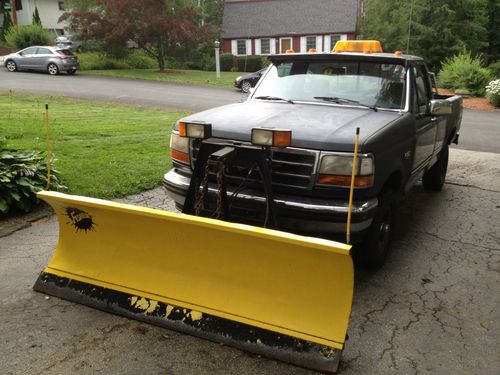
[47, 63, 59, 75]
[6, 60, 17, 72]
[423, 145, 449, 191]
[354, 188, 397, 268]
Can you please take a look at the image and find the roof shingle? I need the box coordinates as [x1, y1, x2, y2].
[222, 0, 359, 39]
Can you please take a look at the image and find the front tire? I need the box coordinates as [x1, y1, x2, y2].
[241, 80, 252, 93]
[6, 60, 17, 72]
[423, 145, 449, 191]
[354, 188, 397, 268]
[47, 63, 59, 75]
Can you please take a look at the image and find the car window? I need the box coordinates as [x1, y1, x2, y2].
[37, 48, 53, 55]
[412, 65, 431, 114]
[20, 47, 38, 55]
[56, 49, 74, 56]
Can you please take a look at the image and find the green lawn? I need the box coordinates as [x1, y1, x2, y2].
[0, 92, 189, 198]
[81, 69, 241, 88]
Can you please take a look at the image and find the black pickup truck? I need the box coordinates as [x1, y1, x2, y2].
[164, 46, 462, 267]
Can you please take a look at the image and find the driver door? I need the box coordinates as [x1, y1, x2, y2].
[411, 63, 437, 174]
[17, 47, 38, 69]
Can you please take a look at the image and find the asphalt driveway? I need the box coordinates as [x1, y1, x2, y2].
[1, 148, 499, 375]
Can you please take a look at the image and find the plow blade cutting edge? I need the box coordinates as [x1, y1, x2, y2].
[33, 191, 354, 373]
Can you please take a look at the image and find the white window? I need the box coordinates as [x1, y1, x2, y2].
[330, 35, 342, 51]
[237, 40, 246, 55]
[260, 39, 271, 54]
[306, 36, 316, 51]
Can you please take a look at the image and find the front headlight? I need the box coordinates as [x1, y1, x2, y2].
[235, 76, 242, 82]
[317, 153, 374, 187]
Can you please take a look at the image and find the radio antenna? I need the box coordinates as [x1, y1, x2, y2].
[406, 0, 414, 54]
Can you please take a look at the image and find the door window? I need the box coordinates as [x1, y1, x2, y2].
[20, 47, 37, 55]
[413, 65, 431, 114]
[37, 48, 53, 54]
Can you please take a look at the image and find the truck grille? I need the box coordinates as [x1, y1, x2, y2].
[191, 141, 318, 190]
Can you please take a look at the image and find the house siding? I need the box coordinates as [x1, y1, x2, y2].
[0, 0, 67, 33]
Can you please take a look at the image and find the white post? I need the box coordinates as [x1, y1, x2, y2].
[214, 40, 221, 80]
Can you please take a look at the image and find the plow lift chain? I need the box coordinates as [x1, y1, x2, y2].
[183, 141, 279, 228]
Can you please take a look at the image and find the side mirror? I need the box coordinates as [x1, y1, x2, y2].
[430, 99, 452, 116]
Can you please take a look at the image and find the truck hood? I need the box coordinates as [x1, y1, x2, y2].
[179, 100, 403, 151]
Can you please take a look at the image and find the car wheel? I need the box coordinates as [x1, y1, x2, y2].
[241, 80, 252, 93]
[6, 60, 17, 72]
[423, 144, 449, 191]
[67, 69, 77, 75]
[47, 63, 60, 75]
[354, 188, 397, 268]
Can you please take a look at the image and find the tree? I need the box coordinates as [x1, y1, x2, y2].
[0, 8, 13, 41]
[32, 6, 42, 25]
[360, 0, 490, 69]
[61, 0, 214, 70]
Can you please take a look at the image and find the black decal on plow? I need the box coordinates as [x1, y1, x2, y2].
[65, 207, 96, 233]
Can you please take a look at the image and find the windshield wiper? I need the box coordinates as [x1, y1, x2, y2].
[255, 95, 294, 104]
[313, 96, 377, 111]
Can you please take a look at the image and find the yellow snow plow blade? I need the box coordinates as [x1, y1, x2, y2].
[34, 191, 354, 372]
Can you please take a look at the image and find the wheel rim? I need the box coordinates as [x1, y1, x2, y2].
[241, 81, 251, 93]
[7, 62, 15, 71]
[48, 64, 58, 75]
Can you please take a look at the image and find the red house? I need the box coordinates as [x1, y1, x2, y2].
[221, 0, 364, 56]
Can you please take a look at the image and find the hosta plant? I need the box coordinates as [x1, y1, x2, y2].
[0, 149, 66, 216]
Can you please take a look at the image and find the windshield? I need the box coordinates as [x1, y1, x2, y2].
[252, 60, 407, 110]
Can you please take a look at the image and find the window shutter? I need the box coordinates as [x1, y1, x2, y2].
[255, 39, 261, 55]
[246, 39, 252, 55]
[316, 36, 323, 52]
[300, 36, 307, 53]
[270, 38, 276, 54]
[324, 35, 331, 52]
[231, 40, 238, 55]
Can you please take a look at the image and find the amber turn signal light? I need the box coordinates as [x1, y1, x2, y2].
[251, 128, 292, 148]
[317, 174, 374, 188]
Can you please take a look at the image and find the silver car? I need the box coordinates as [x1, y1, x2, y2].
[3, 46, 80, 75]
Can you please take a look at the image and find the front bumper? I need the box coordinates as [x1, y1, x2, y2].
[163, 168, 378, 239]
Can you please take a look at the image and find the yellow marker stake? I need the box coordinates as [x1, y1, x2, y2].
[44, 104, 52, 190]
[346, 128, 360, 244]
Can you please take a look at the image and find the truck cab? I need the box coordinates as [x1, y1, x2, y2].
[164, 41, 462, 267]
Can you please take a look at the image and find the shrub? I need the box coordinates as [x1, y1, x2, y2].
[220, 53, 234, 71]
[0, 149, 65, 216]
[438, 52, 493, 97]
[78, 52, 129, 70]
[125, 51, 156, 69]
[237, 56, 262, 72]
[5, 24, 52, 50]
[485, 79, 500, 107]
[488, 62, 500, 79]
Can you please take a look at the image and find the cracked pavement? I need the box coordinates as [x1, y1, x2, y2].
[1, 147, 499, 375]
